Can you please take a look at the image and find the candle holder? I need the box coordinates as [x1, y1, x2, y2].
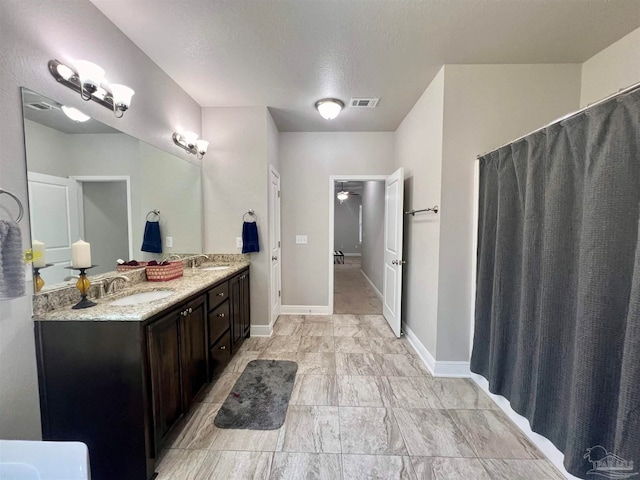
[33, 263, 54, 293]
[65, 266, 98, 309]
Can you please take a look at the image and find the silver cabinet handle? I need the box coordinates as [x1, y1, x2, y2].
[272, 256, 278, 261]
[188, 307, 192, 313]
[220, 345, 226, 350]
[217, 313, 225, 318]
[217, 292, 224, 297]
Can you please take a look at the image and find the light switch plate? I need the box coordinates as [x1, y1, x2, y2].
[296, 235, 308, 245]
[165, 236, 173, 248]
[236, 237, 243, 248]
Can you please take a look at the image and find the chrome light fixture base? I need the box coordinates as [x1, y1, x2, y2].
[173, 132, 209, 159]
[48, 59, 133, 118]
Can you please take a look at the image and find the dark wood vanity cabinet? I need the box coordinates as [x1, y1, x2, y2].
[230, 270, 251, 351]
[147, 294, 207, 451]
[35, 266, 250, 480]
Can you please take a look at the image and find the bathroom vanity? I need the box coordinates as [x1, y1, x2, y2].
[34, 263, 250, 480]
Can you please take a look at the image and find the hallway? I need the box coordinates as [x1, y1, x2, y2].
[333, 257, 382, 315]
[154, 314, 563, 480]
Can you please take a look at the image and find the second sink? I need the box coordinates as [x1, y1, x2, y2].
[201, 266, 230, 271]
[109, 290, 174, 306]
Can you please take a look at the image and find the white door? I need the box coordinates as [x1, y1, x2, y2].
[383, 168, 405, 337]
[269, 167, 282, 325]
[27, 172, 80, 286]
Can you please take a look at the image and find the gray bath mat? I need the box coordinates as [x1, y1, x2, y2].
[214, 359, 298, 430]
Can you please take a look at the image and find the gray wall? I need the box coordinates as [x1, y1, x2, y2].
[394, 68, 445, 357]
[279, 132, 395, 307]
[82, 181, 130, 276]
[0, 0, 201, 439]
[580, 26, 640, 107]
[333, 190, 362, 255]
[437, 64, 581, 362]
[361, 181, 385, 294]
[201, 107, 271, 327]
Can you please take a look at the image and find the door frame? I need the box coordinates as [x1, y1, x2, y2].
[70, 175, 133, 261]
[328, 174, 388, 314]
[268, 165, 282, 327]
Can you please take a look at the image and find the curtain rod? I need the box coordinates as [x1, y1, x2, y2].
[477, 80, 640, 159]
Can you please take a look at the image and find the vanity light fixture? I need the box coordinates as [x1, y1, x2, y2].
[315, 98, 344, 120]
[173, 131, 209, 159]
[48, 59, 135, 118]
[61, 106, 90, 123]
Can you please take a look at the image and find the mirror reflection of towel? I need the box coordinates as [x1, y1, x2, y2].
[141, 221, 162, 253]
[242, 221, 259, 253]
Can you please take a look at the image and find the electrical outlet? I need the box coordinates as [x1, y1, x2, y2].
[236, 237, 243, 248]
[165, 236, 173, 248]
[296, 235, 308, 245]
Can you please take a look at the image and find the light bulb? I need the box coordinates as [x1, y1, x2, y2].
[196, 139, 209, 155]
[72, 60, 105, 93]
[337, 191, 349, 201]
[107, 84, 135, 109]
[182, 131, 198, 148]
[61, 106, 90, 122]
[315, 98, 344, 120]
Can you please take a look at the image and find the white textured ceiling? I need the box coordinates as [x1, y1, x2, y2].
[90, 0, 640, 132]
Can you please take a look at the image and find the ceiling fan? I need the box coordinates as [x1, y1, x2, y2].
[336, 182, 360, 204]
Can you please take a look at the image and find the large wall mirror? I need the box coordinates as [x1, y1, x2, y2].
[22, 88, 203, 292]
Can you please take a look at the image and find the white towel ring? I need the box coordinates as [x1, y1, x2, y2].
[243, 209, 257, 222]
[146, 210, 160, 221]
[0, 188, 24, 223]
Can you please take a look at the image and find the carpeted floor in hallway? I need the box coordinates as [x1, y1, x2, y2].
[333, 257, 382, 315]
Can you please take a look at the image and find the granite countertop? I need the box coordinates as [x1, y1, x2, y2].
[33, 261, 250, 322]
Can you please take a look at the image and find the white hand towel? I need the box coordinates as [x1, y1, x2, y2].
[0, 220, 25, 299]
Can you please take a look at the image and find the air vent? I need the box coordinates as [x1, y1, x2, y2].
[350, 98, 379, 108]
[26, 102, 58, 111]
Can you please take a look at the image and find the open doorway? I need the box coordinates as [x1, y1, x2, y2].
[332, 180, 384, 315]
[329, 170, 405, 337]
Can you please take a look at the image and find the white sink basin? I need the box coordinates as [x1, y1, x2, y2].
[201, 266, 230, 271]
[109, 290, 174, 306]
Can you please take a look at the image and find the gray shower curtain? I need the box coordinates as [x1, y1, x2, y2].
[471, 88, 639, 478]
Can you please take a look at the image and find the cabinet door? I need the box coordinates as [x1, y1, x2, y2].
[230, 274, 243, 348]
[180, 295, 208, 409]
[241, 272, 251, 337]
[147, 311, 183, 452]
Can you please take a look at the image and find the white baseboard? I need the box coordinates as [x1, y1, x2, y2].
[280, 305, 330, 315]
[250, 311, 278, 337]
[402, 322, 436, 375]
[470, 373, 580, 480]
[360, 270, 383, 301]
[343, 253, 361, 257]
[402, 323, 470, 377]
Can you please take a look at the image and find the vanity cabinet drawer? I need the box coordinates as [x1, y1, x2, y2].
[208, 283, 229, 310]
[210, 330, 231, 378]
[208, 300, 230, 346]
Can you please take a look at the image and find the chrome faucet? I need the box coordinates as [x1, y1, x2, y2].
[167, 254, 182, 261]
[102, 275, 130, 295]
[190, 254, 209, 269]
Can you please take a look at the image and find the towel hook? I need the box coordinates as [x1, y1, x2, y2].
[146, 209, 160, 221]
[0, 188, 24, 223]
[243, 209, 257, 222]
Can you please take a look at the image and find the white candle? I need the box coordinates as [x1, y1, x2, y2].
[72, 239, 92, 268]
[32, 240, 46, 268]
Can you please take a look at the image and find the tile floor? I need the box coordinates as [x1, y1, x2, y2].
[156, 314, 564, 480]
[333, 257, 382, 315]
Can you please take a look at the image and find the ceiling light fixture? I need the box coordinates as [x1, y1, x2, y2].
[315, 98, 344, 120]
[48, 59, 135, 118]
[173, 131, 209, 159]
[61, 106, 90, 123]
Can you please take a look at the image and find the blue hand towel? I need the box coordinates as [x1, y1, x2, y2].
[242, 221, 259, 254]
[141, 221, 162, 253]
